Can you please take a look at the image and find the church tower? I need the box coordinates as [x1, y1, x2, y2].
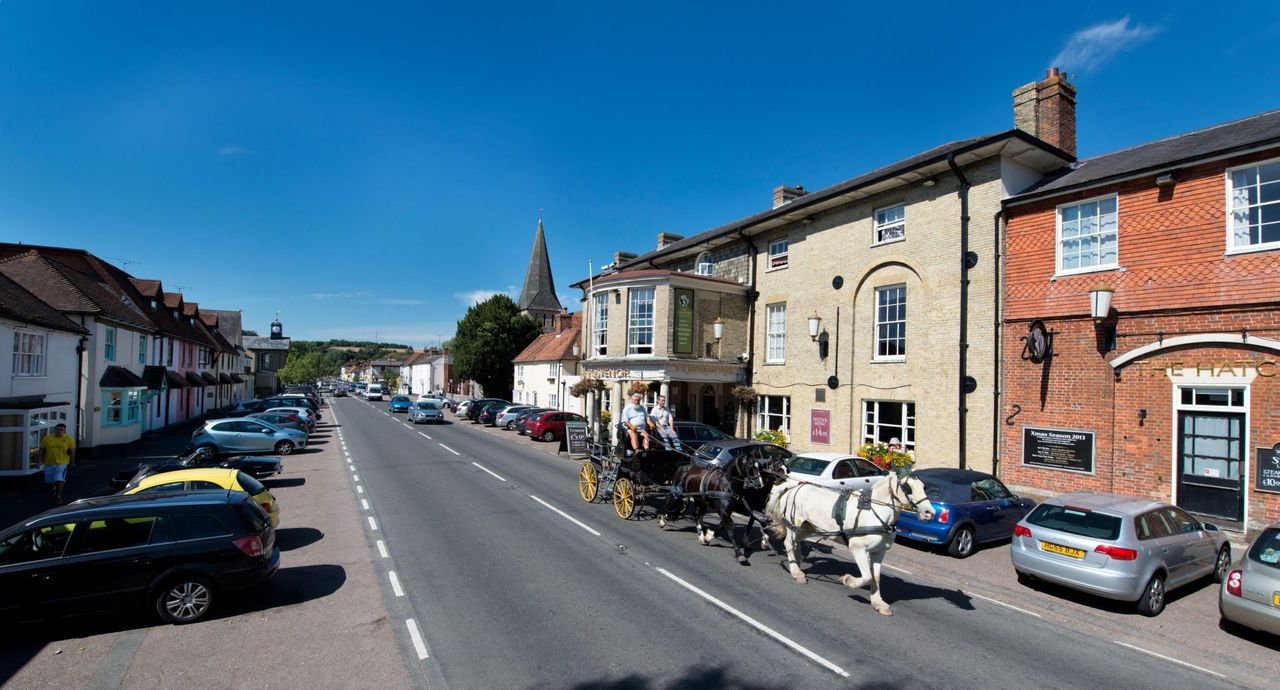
[516, 218, 562, 332]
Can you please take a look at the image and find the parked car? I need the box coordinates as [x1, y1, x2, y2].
[1011, 492, 1230, 616]
[495, 405, 535, 429]
[477, 403, 507, 426]
[467, 398, 510, 422]
[418, 394, 452, 411]
[514, 408, 552, 435]
[409, 401, 445, 424]
[894, 468, 1035, 558]
[262, 407, 317, 433]
[692, 439, 793, 468]
[124, 468, 281, 528]
[526, 411, 587, 442]
[250, 411, 311, 434]
[263, 396, 321, 419]
[786, 452, 888, 493]
[112, 447, 283, 489]
[227, 400, 270, 418]
[388, 396, 413, 413]
[455, 400, 474, 418]
[0, 490, 278, 624]
[1220, 521, 1280, 636]
[191, 418, 308, 456]
[672, 421, 731, 452]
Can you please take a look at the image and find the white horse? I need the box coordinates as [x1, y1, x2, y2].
[765, 472, 935, 616]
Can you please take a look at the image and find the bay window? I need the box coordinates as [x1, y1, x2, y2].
[627, 287, 655, 355]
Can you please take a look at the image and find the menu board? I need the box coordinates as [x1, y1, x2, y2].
[1256, 447, 1280, 494]
[1022, 427, 1095, 474]
[565, 421, 590, 456]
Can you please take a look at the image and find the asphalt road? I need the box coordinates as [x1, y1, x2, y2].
[331, 396, 1254, 690]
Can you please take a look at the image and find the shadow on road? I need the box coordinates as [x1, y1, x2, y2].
[263, 477, 307, 489]
[565, 665, 915, 689]
[275, 526, 323, 551]
[1015, 569, 1214, 615]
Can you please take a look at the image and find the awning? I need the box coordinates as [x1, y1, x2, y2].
[200, 372, 219, 386]
[185, 372, 206, 387]
[99, 366, 147, 388]
[229, 373, 244, 383]
[218, 373, 233, 384]
[142, 365, 168, 391]
[165, 370, 189, 389]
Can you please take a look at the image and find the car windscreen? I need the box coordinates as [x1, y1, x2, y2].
[1248, 527, 1280, 569]
[787, 457, 830, 476]
[237, 472, 268, 498]
[1026, 504, 1122, 541]
[413, 402, 438, 409]
[393, 397, 410, 402]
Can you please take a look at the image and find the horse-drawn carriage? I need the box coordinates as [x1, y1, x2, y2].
[576, 433, 689, 519]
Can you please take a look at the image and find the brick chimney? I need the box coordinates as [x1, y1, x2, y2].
[1013, 67, 1077, 157]
[657, 232, 684, 250]
[613, 251, 638, 266]
[772, 185, 807, 209]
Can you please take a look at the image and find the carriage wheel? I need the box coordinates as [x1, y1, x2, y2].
[613, 477, 637, 519]
[577, 462, 599, 503]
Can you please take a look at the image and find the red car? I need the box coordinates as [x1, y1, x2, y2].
[526, 411, 586, 442]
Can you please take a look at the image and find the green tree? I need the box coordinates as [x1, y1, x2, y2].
[278, 351, 329, 384]
[452, 295, 541, 397]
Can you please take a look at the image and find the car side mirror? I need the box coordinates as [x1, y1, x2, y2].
[1201, 522, 1218, 532]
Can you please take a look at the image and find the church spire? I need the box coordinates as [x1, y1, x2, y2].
[516, 217, 562, 330]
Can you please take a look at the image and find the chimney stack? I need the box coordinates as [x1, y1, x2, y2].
[614, 251, 638, 266]
[657, 232, 684, 250]
[1013, 67, 1077, 157]
[772, 184, 807, 209]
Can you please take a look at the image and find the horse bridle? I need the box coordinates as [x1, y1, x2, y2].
[891, 472, 931, 514]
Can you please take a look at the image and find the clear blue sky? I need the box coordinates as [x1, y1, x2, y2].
[2, 2, 1277, 345]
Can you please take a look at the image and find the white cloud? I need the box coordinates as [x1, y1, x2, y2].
[300, 322, 456, 346]
[378, 298, 426, 306]
[1051, 16, 1159, 73]
[311, 291, 369, 300]
[217, 145, 252, 157]
[454, 288, 514, 306]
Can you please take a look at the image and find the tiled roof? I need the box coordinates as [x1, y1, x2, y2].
[1014, 108, 1280, 200]
[243, 336, 290, 351]
[514, 312, 582, 363]
[0, 248, 154, 330]
[0, 271, 88, 334]
[130, 278, 161, 297]
[100, 365, 147, 388]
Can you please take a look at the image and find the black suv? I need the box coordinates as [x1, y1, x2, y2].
[0, 491, 279, 624]
[466, 398, 509, 423]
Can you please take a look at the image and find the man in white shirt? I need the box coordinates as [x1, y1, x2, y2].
[649, 395, 680, 451]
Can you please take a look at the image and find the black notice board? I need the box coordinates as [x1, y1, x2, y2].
[1022, 427, 1095, 474]
[565, 421, 590, 456]
[1257, 447, 1280, 494]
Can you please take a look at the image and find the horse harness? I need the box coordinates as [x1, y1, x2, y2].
[775, 476, 929, 540]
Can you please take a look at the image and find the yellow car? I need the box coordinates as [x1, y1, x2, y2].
[124, 468, 281, 527]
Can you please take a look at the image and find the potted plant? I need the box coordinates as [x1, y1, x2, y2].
[755, 428, 788, 448]
[856, 442, 916, 476]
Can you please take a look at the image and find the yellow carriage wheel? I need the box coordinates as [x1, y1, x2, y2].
[613, 477, 636, 519]
[578, 462, 599, 503]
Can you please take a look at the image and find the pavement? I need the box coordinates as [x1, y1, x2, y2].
[0, 408, 412, 689]
[333, 395, 1280, 689]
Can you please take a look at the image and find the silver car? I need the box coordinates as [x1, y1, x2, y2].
[495, 405, 535, 429]
[1220, 522, 1280, 635]
[409, 401, 444, 424]
[191, 418, 309, 456]
[1011, 492, 1230, 616]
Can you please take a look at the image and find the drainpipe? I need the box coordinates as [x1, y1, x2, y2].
[737, 229, 760, 438]
[992, 209, 1004, 477]
[75, 319, 89, 449]
[946, 153, 971, 470]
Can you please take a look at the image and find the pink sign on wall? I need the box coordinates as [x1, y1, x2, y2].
[810, 409, 831, 445]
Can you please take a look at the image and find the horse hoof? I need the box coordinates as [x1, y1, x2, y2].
[878, 608, 894, 617]
[840, 574, 855, 588]
[793, 576, 807, 584]
[735, 555, 747, 564]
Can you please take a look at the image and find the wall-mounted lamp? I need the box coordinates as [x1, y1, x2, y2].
[572, 343, 580, 358]
[1138, 408, 1147, 426]
[922, 178, 936, 187]
[1090, 283, 1117, 352]
[712, 317, 724, 341]
[808, 313, 822, 341]
[1155, 173, 1175, 188]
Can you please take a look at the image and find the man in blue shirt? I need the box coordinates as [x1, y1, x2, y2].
[621, 393, 651, 454]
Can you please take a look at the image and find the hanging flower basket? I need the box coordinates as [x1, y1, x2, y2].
[856, 442, 916, 475]
[628, 380, 652, 396]
[570, 377, 605, 398]
[731, 385, 758, 407]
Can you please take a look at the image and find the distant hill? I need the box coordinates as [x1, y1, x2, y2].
[277, 339, 413, 384]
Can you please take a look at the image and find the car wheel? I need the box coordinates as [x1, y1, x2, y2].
[197, 444, 218, 458]
[1212, 545, 1231, 583]
[541, 430, 556, 442]
[505, 421, 514, 430]
[947, 525, 976, 559]
[1136, 573, 1166, 617]
[274, 440, 295, 455]
[155, 575, 215, 624]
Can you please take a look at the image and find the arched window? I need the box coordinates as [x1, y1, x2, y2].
[695, 252, 715, 276]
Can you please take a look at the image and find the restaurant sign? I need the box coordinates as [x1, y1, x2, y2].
[810, 409, 830, 445]
[674, 288, 694, 355]
[1257, 445, 1280, 494]
[1022, 426, 1095, 474]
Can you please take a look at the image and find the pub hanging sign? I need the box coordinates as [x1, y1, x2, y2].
[1022, 426, 1095, 474]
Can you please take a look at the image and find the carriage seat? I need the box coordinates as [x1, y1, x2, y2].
[614, 422, 682, 456]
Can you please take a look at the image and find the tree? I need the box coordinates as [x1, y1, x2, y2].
[452, 295, 542, 397]
[278, 351, 330, 384]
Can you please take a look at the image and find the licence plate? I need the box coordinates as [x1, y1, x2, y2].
[1040, 541, 1085, 559]
[1273, 592, 1280, 607]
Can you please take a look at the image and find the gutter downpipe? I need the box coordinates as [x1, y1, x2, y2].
[946, 153, 971, 470]
[737, 228, 759, 439]
[75, 317, 88, 450]
[992, 209, 1004, 477]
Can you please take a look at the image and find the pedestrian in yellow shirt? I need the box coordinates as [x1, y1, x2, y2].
[39, 422, 75, 505]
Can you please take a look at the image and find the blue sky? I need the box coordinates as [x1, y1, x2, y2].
[2, 2, 1277, 344]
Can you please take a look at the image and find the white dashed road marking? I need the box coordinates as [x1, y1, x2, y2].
[368, 516, 378, 531]
[882, 563, 913, 576]
[965, 591, 1041, 618]
[357, 485, 364, 494]
[656, 567, 849, 678]
[438, 443, 460, 456]
[418, 432, 431, 440]
[1112, 641, 1224, 679]
[353, 474, 359, 481]
[389, 571, 405, 597]
[471, 461, 507, 482]
[376, 540, 389, 558]
[361, 498, 370, 510]
[529, 495, 601, 536]
[406, 619, 429, 660]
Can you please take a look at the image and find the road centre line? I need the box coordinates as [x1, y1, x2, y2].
[471, 461, 507, 482]
[389, 571, 405, 597]
[1112, 641, 1224, 678]
[357, 485, 364, 493]
[965, 591, 1041, 618]
[418, 432, 432, 440]
[881, 563, 913, 576]
[376, 540, 389, 558]
[438, 443, 460, 456]
[353, 474, 360, 481]
[655, 567, 849, 678]
[368, 516, 378, 531]
[528, 495, 601, 536]
[405, 619, 429, 660]
[362, 499, 370, 510]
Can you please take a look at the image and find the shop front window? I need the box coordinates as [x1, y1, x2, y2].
[863, 400, 916, 450]
[756, 395, 791, 433]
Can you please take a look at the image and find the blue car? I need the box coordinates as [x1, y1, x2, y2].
[895, 468, 1035, 558]
[388, 395, 413, 413]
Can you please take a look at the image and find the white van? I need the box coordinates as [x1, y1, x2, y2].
[365, 384, 384, 401]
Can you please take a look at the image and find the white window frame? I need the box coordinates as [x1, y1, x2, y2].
[767, 238, 789, 270]
[1055, 193, 1119, 276]
[13, 332, 47, 377]
[873, 285, 906, 362]
[765, 303, 786, 363]
[1226, 157, 1280, 255]
[548, 393, 558, 409]
[756, 395, 790, 433]
[862, 400, 916, 450]
[593, 293, 608, 356]
[627, 287, 655, 356]
[548, 362, 559, 379]
[516, 364, 525, 379]
[104, 326, 117, 362]
[695, 252, 715, 276]
[873, 204, 906, 245]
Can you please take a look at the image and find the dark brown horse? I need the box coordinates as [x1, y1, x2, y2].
[658, 453, 784, 563]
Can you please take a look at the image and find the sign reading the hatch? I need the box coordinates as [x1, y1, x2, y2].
[674, 289, 695, 355]
[1022, 426, 1095, 474]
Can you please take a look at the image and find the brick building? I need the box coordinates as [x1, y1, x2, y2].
[1001, 108, 1280, 537]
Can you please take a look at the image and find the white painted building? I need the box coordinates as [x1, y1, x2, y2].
[512, 313, 582, 413]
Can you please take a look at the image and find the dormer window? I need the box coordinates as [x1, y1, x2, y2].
[695, 252, 715, 276]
